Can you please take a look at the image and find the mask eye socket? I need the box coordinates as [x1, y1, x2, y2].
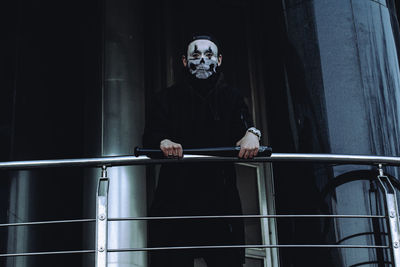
[191, 52, 200, 58]
[205, 52, 214, 58]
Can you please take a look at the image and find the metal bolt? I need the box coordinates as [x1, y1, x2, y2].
[101, 165, 108, 178]
[390, 211, 396, 218]
[394, 242, 399, 248]
[99, 214, 106, 220]
[99, 246, 105, 252]
[378, 164, 384, 176]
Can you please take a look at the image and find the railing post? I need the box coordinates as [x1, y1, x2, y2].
[96, 166, 109, 267]
[376, 164, 400, 265]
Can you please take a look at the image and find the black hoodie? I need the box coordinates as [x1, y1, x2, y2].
[143, 71, 253, 263]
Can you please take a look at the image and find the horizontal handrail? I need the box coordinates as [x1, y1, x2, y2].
[0, 151, 397, 261]
[0, 243, 389, 258]
[0, 214, 384, 228]
[107, 244, 390, 252]
[0, 249, 95, 257]
[0, 218, 96, 228]
[0, 214, 381, 228]
[1, 153, 400, 170]
[108, 214, 385, 221]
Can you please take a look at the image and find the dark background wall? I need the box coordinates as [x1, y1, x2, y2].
[2, 0, 102, 266]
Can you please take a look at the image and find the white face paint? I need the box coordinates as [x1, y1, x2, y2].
[187, 39, 219, 79]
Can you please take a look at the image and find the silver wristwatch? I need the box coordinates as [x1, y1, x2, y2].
[247, 127, 261, 140]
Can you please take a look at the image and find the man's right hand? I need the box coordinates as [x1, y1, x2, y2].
[160, 139, 183, 158]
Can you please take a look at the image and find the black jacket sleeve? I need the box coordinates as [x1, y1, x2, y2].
[142, 91, 170, 148]
[230, 91, 254, 144]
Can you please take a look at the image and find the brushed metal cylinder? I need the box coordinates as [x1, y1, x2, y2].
[102, 0, 146, 266]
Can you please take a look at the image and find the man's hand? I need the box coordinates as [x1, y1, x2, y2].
[236, 132, 260, 159]
[160, 139, 183, 158]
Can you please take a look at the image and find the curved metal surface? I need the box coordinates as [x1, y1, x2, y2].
[99, 0, 147, 265]
[279, 0, 400, 265]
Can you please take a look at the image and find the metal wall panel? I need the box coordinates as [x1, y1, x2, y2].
[277, 0, 400, 265]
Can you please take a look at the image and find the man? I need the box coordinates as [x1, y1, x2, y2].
[143, 35, 261, 267]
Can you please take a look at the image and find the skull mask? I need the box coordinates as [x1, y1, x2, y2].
[186, 39, 219, 79]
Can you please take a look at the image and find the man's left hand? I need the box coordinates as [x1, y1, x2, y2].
[236, 131, 260, 159]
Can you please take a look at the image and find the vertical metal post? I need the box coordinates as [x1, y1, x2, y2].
[96, 166, 109, 267]
[376, 164, 400, 266]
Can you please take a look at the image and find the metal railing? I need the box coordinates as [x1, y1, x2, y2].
[0, 151, 400, 266]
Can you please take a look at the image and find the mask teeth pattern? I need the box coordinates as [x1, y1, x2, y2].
[188, 58, 218, 79]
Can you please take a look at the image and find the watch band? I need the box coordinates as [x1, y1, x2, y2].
[247, 127, 261, 140]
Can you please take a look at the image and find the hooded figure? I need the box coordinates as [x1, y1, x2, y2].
[143, 35, 261, 267]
